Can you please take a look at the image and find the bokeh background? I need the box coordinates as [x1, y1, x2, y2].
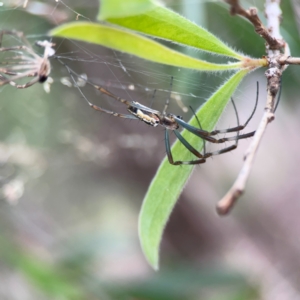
[0, 0, 300, 299]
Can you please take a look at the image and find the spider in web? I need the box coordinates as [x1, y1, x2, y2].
[0, 30, 55, 89]
[61, 61, 258, 166]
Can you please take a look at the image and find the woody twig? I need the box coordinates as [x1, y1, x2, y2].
[217, 0, 291, 215]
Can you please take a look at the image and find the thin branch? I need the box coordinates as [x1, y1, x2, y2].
[217, 91, 275, 215]
[278, 56, 300, 65]
[217, 0, 288, 215]
[224, 0, 284, 50]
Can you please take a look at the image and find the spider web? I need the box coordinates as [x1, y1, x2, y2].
[0, 0, 236, 105]
[1, 2, 297, 300]
[0, 0, 263, 202]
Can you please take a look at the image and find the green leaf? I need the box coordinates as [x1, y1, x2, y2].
[50, 22, 243, 71]
[138, 69, 250, 270]
[0, 236, 82, 299]
[99, 0, 159, 19]
[19, 257, 82, 299]
[100, 4, 245, 60]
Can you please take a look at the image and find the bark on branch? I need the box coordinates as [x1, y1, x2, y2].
[225, 0, 285, 50]
[217, 0, 290, 215]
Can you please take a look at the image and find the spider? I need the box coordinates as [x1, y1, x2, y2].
[0, 30, 55, 89]
[61, 61, 258, 165]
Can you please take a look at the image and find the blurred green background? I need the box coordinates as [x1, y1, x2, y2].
[0, 0, 300, 299]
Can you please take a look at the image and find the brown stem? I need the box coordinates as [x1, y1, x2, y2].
[217, 0, 287, 215]
[224, 0, 284, 50]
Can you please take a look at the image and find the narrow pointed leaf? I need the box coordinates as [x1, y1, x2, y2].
[99, 0, 160, 19]
[50, 22, 243, 71]
[139, 69, 250, 270]
[99, 2, 245, 60]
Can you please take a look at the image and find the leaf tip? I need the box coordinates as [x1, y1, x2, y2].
[139, 217, 160, 270]
[139, 241, 160, 270]
[146, 252, 159, 271]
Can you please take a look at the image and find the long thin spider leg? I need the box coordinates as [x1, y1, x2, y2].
[0, 74, 8, 81]
[202, 98, 254, 159]
[0, 54, 35, 62]
[218, 82, 277, 140]
[210, 81, 259, 135]
[59, 59, 162, 123]
[228, 97, 240, 150]
[92, 84, 133, 106]
[9, 77, 39, 89]
[165, 99, 244, 165]
[189, 105, 206, 156]
[173, 117, 221, 143]
[166, 98, 243, 165]
[0, 30, 31, 48]
[166, 127, 242, 165]
[164, 129, 174, 164]
[0, 30, 52, 89]
[173, 130, 204, 158]
[204, 97, 242, 162]
[0, 46, 41, 60]
[203, 144, 238, 159]
[0, 45, 28, 52]
[173, 99, 256, 144]
[59, 59, 133, 107]
[206, 94, 257, 143]
[0, 70, 19, 76]
[172, 83, 259, 141]
[67, 69, 138, 120]
[182, 124, 254, 144]
[0, 64, 39, 73]
[274, 79, 282, 112]
[0, 30, 41, 60]
[0, 70, 38, 86]
[164, 129, 206, 165]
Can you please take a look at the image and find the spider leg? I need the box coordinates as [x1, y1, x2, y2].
[203, 144, 238, 159]
[0, 54, 34, 62]
[0, 69, 19, 76]
[165, 129, 206, 165]
[0, 30, 28, 47]
[189, 105, 207, 156]
[87, 102, 139, 120]
[0, 46, 40, 61]
[61, 60, 162, 124]
[92, 84, 133, 106]
[274, 79, 282, 112]
[165, 98, 243, 165]
[9, 77, 39, 89]
[0, 30, 39, 59]
[0, 30, 21, 47]
[200, 91, 257, 143]
[0, 64, 38, 74]
[67, 66, 138, 120]
[0, 31, 50, 89]
[209, 81, 259, 135]
[0, 72, 39, 88]
[173, 117, 222, 143]
[0, 45, 30, 52]
[0, 74, 7, 82]
[202, 97, 241, 157]
[0, 70, 38, 87]
[60, 60, 134, 107]
[173, 88, 258, 144]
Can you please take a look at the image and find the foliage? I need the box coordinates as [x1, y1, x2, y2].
[49, 0, 266, 269]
